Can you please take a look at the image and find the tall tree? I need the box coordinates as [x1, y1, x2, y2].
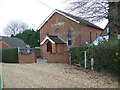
[4, 20, 28, 36]
[108, 2, 119, 39]
[66, 0, 109, 22]
[66, 0, 119, 39]
[15, 29, 40, 47]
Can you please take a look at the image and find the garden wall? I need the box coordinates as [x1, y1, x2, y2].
[19, 51, 35, 63]
[47, 52, 69, 64]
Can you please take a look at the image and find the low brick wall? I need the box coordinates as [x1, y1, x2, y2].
[47, 52, 69, 64]
[19, 52, 35, 63]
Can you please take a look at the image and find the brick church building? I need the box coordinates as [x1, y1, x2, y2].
[38, 9, 103, 63]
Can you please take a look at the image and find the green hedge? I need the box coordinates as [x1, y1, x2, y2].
[88, 39, 119, 75]
[70, 44, 88, 66]
[0, 48, 18, 63]
[70, 39, 120, 75]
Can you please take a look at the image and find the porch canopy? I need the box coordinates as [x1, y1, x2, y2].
[41, 35, 66, 54]
[41, 35, 66, 45]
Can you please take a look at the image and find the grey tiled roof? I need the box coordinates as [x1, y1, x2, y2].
[56, 9, 103, 30]
[48, 35, 66, 44]
[0, 36, 27, 48]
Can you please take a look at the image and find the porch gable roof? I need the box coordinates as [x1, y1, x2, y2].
[40, 35, 66, 45]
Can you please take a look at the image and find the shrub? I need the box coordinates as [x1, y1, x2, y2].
[70, 44, 88, 66]
[1, 48, 18, 63]
[88, 39, 119, 75]
[70, 39, 120, 75]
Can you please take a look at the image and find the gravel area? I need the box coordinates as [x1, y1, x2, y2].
[2, 63, 118, 88]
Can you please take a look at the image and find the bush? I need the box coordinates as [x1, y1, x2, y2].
[70, 44, 88, 66]
[70, 39, 120, 75]
[1, 48, 18, 63]
[88, 39, 119, 75]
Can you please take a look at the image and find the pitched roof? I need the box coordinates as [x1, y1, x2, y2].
[0, 36, 27, 48]
[48, 35, 66, 44]
[40, 35, 66, 45]
[38, 9, 103, 30]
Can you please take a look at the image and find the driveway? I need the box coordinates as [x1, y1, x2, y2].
[2, 63, 118, 88]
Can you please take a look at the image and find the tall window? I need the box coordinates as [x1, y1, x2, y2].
[90, 32, 92, 44]
[67, 30, 72, 45]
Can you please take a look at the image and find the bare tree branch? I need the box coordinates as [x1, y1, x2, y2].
[66, 0, 109, 22]
[4, 20, 28, 36]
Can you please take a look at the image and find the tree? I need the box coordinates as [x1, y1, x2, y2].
[15, 29, 40, 47]
[108, 2, 119, 39]
[66, 0, 109, 22]
[66, 0, 119, 39]
[4, 20, 28, 36]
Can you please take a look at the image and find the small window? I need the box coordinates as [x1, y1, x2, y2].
[68, 39, 72, 45]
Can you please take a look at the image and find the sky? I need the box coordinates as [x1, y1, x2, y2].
[0, 0, 108, 36]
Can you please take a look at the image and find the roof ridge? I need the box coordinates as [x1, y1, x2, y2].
[56, 9, 103, 30]
[38, 9, 103, 30]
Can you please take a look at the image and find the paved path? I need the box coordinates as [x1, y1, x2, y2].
[2, 63, 118, 88]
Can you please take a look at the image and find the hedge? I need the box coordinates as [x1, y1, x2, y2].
[70, 44, 88, 67]
[70, 39, 120, 75]
[0, 48, 18, 63]
[88, 39, 120, 75]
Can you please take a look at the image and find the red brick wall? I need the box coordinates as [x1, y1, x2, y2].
[0, 41, 9, 48]
[40, 12, 103, 48]
[41, 40, 48, 58]
[40, 12, 80, 43]
[80, 24, 102, 44]
[47, 52, 69, 64]
[18, 52, 35, 63]
[52, 44, 56, 53]
[39, 12, 103, 59]
[56, 44, 67, 53]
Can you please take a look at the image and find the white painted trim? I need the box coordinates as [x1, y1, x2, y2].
[40, 36, 55, 45]
[2, 41, 10, 47]
[56, 10, 80, 23]
[37, 9, 80, 30]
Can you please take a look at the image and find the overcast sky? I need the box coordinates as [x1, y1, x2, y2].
[0, 0, 108, 36]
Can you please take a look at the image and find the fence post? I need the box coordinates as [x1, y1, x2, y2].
[84, 51, 87, 68]
[69, 52, 71, 65]
[91, 58, 94, 70]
